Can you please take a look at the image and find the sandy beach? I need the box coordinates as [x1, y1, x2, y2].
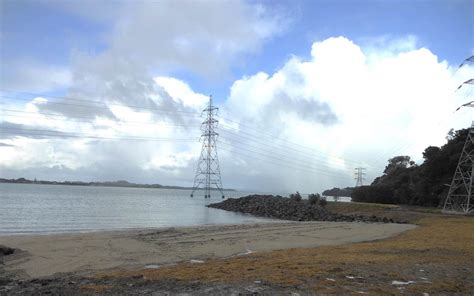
[0, 221, 415, 278]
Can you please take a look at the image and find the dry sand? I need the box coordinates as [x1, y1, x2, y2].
[0, 221, 416, 278]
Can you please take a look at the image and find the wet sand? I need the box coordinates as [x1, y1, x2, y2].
[0, 221, 416, 278]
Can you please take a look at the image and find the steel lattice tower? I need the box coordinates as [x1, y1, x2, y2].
[354, 167, 365, 187]
[443, 56, 474, 214]
[190, 96, 225, 199]
[443, 121, 474, 214]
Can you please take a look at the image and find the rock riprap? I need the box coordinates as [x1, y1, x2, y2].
[207, 195, 398, 223]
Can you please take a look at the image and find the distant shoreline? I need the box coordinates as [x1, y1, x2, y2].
[0, 178, 236, 191]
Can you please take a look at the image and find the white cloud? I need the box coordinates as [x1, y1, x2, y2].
[220, 36, 474, 190]
[154, 77, 209, 110]
[89, 0, 284, 77]
[1, 35, 473, 193]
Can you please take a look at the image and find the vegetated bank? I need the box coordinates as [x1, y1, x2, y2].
[208, 194, 403, 223]
[351, 128, 468, 207]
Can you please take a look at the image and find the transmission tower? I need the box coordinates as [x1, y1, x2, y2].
[354, 167, 366, 187]
[443, 55, 474, 214]
[443, 121, 473, 214]
[190, 95, 225, 199]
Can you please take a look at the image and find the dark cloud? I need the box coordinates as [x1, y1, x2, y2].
[269, 92, 338, 126]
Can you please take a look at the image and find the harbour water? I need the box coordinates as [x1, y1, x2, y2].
[0, 183, 279, 235]
[0, 183, 351, 235]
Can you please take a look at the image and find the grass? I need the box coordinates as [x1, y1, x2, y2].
[97, 209, 474, 294]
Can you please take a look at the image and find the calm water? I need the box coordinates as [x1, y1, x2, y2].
[0, 183, 281, 235]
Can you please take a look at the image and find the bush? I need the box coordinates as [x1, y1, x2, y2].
[290, 191, 302, 202]
[319, 197, 327, 207]
[351, 185, 396, 204]
[308, 193, 321, 205]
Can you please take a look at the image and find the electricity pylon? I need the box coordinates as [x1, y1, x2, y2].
[443, 121, 473, 214]
[190, 95, 225, 199]
[354, 167, 365, 187]
[443, 55, 473, 214]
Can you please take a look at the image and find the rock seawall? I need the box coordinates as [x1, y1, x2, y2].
[208, 195, 399, 223]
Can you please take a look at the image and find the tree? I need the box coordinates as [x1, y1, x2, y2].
[446, 128, 455, 141]
[383, 156, 415, 175]
[351, 128, 469, 207]
[322, 187, 354, 197]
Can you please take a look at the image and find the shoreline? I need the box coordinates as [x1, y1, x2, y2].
[0, 179, 237, 192]
[0, 217, 281, 237]
[0, 221, 415, 279]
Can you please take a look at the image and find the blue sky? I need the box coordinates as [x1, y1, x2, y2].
[1, 0, 472, 102]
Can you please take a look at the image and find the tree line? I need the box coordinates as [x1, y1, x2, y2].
[351, 128, 468, 207]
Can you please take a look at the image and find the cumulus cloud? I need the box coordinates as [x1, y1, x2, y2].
[218, 36, 473, 191]
[1, 32, 473, 192]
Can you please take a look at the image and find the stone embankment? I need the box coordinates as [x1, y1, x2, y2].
[208, 195, 402, 223]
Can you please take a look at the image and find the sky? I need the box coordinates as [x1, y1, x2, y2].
[0, 0, 473, 194]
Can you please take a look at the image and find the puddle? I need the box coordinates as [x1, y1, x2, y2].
[144, 264, 160, 269]
[392, 280, 416, 285]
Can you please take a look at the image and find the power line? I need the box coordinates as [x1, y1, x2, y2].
[0, 90, 202, 115]
[0, 127, 198, 142]
[0, 125, 353, 181]
[1, 90, 371, 183]
[0, 107, 361, 174]
[219, 118, 367, 166]
[0, 109, 201, 131]
[0, 95, 202, 118]
[0, 114, 360, 177]
[1, 90, 370, 169]
[218, 140, 353, 179]
[218, 121, 370, 168]
[218, 144, 353, 181]
[219, 133, 355, 174]
[0, 110, 372, 171]
[370, 97, 473, 169]
[0, 122, 355, 179]
[219, 127, 365, 168]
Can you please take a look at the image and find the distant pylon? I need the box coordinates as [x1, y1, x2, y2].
[443, 122, 473, 214]
[354, 167, 365, 187]
[190, 95, 225, 199]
